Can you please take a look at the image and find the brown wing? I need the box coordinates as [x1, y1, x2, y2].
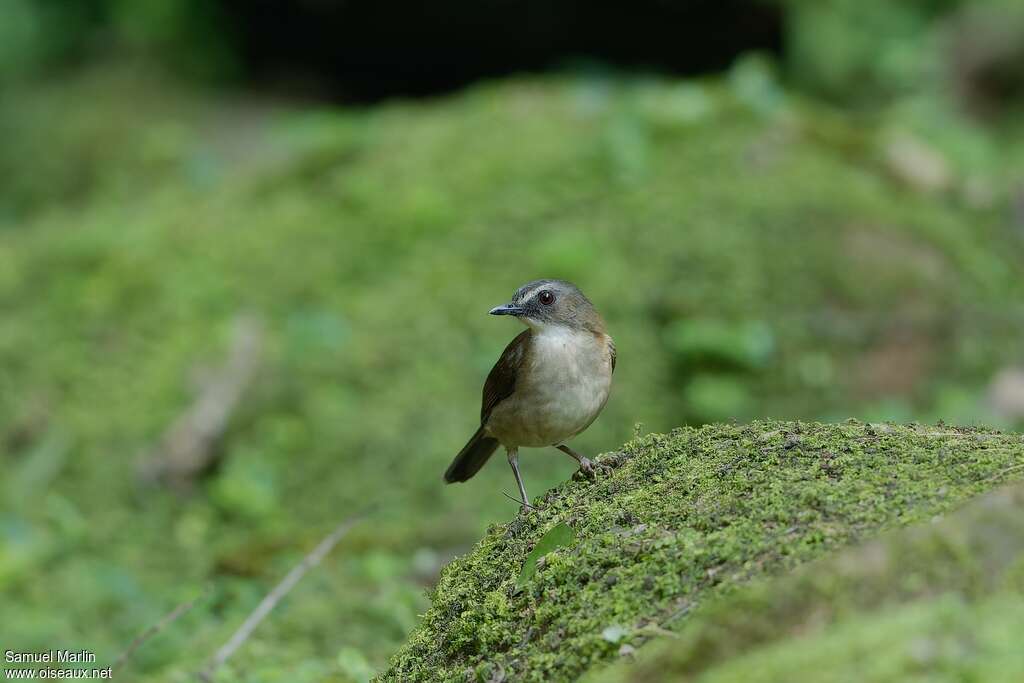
[609, 337, 617, 373]
[481, 330, 530, 424]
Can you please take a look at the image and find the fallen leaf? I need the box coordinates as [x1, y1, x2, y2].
[516, 522, 576, 590]
[602, 624, 628, 643]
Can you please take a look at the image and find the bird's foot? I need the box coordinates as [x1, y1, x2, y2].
[572, 458, 597, 481]
[573, 457, 614, 481]
[579, 457, 595, 477]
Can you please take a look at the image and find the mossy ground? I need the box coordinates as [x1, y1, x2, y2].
[381, 421, 1024, 681]
[590, 483, 1024, 683]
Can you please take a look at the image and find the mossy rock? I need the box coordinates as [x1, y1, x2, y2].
[591, 482, 1024, 682]
[381, 421, 1024, 681]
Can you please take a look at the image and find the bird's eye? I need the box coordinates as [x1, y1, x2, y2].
[538, 290, 555, 305]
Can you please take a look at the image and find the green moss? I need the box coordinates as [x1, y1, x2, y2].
[381, 421, 1024, 681]
[591, 483, 1024, 682]
[681, 595, 1024, 683]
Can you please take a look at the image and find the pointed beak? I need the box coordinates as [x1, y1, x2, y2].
[489, 303, 523, 316]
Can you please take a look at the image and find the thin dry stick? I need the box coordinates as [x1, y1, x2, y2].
[982, 462, 1024, 484]
[200, 511, 370, 681]
[113, 586, 211, 675]
[659, 600, 693, 628]
[502, 491, 540, 510]
[138, 314, 264, 488]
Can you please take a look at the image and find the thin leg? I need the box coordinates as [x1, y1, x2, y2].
[507, 448, 530, 512]
[556, 444, 594, 478]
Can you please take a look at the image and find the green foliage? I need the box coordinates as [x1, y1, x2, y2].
[782, 0, 948, 103]
[337, 646, 376, 683]
[382, 422, 1024, 681]
[664, 319, 774, 371]
[781, 0, 1024, 148]
[0, 0, 237, 83]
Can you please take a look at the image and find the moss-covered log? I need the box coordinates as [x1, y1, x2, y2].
[381, 421, 1024, 682]
[590, 481, 1024, 683]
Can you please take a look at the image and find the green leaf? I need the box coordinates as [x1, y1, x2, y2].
[336, 646, 375, 683]
[602, 624, 629, 643]
[516, 522, 576, 590]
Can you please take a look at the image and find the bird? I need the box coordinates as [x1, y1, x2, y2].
[444, 279, 616, 512]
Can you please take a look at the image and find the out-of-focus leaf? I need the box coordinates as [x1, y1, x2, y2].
[729, 52, 785, 114]
[337, 646, 375, 683]
[684, 374, 754, 422]
[665, 319, 775, 370]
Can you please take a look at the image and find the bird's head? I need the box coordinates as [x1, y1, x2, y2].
[489, 279, 604, 333]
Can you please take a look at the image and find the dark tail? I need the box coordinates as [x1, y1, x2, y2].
[444, 426, 500, 483]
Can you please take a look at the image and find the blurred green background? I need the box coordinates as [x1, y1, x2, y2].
[1, 1, 1023, 680]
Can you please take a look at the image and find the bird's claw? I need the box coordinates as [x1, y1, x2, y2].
[573, 457, 614, 481]
[572, 458, 598, 481]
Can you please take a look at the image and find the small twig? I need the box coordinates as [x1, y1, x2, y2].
[199, 509, 371, 681]
[660, 600, 693, 628]
[139, 314, 264, 488]
[637, 623, 679, 639]
[113, 586, 211, 675]
[982, 462, 1024, 485]
[502, 491, 540, 510]
[518, 626, 535, 648]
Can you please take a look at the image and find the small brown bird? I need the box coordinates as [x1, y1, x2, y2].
[444, 279, 616, 511]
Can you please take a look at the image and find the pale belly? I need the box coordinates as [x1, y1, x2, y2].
[485, 328, 612, 448]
